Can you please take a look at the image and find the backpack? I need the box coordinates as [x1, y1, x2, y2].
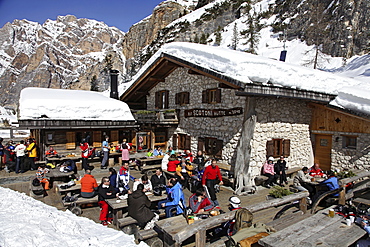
[32, 178, 41, 187]
[233, 208, 253, 233]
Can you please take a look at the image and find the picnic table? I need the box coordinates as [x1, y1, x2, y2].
[258, 206, 366, 247]
[131, 157, 163, 171]
[106, 193, 167, 227]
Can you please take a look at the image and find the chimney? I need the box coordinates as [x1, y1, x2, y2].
[110, 69, 119, 99]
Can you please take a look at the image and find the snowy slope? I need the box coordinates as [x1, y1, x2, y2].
[0, 187, 146, 247]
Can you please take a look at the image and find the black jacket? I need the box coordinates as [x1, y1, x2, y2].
[127, 189, 155, 227]
[151, 174, 166, 188]
[275, 160, 287, 173]
[96, 184, 116, 201]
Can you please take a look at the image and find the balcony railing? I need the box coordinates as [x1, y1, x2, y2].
[133, 109, 178, 124]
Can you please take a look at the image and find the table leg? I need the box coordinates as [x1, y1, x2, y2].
[113, 208, 122, 228]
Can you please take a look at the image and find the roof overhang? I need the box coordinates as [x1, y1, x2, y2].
[235, 84, 336, 103]
[18, 119, 138, 130]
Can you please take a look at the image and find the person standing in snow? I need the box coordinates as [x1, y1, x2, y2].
[101, 136, 109, 169]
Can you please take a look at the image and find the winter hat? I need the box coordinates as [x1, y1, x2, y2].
[229, 196, 241, 208]
[268, 156, 274, 161]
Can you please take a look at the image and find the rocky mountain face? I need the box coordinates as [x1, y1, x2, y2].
[0, 15, 126, 108]
[0, 0, 369, 109]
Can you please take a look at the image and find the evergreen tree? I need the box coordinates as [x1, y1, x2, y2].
[241, 10, 262, 54]
[90, 75, 99, 91]
[200, 33, 208, 44]
[214, 26, 222, 46]
[194, 33, 200, 43]
[231, 23, 239, 50]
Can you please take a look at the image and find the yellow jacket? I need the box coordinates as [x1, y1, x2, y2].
[26, 142, 37, 157]
[176, 162, 194, 177]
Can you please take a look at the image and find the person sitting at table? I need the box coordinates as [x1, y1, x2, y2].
[193, 150, 206, 171]
[97, 177, 118, 226]
[167, 154, 178, 172]
[356, 215, 370, 247]
[262, 157, 277, 188]
[184, 150, 194, 163]
[80, 169, 98, 198]
[128, 183, 159, 229]
[293, 167, 314, 197]
[175, 158, 194, 189]
[319, 170, 339, 195]
[309, 163, 326, 178]
[45, 146, 58, 160]
[133, 175, 153, 192]
[117, 161, 136, 195]
[158, 178, 186, 218]
[151, 168, 166, 195]
[147, 148, 154, 157]
[167, 146, 176, 155]
[189, 187, 214, 214]
[153, 146, 163, 157]
[36, 163, 50, 190]
[275, 156, 288, 186]
[108, 167, 117, 190]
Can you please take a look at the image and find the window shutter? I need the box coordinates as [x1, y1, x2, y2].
[215, 139, 223, 157]
[164, 90, 169, 109]
[198, 137, 205, 153]
[155, 91, 160, 108]
[202, 90, 208, 103]
[215, 88, 221, 103]
[185, 92, 190, 104]
[266, 140, 273, 157]
[283, 139, 291, 157]
[175, 93, 180, 105]
[110, 130, 119, 146]
[93, 131, 102, 147]
[172, 134, 178, 150]
[66, 132, 76, 150]
[185, 135, 191, 150]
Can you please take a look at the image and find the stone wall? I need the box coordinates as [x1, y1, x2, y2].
[147, 67, 315, 179]
[315, 131, 370, 171]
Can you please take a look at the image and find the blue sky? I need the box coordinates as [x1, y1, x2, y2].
[0, 0, 164, 32]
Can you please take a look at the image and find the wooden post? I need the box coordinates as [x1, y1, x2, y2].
[338, 185, 346, 205]
[195, 229, 206, 247]
[299, 197, 307, 213]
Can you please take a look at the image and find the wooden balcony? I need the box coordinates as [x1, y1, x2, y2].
[133, 109, 178, 125]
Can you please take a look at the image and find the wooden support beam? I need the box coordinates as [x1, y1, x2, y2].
[195, 229, 206, 247]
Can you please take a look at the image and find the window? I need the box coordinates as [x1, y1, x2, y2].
[205, 137, 223, 158]
[155, 131, 167, 146]
[266, 139, 290, 158]
[342, 135, 357, 149]
[45, 132, 55, 144]
[155, 90, 169, 109]
[175, 92, 190, 105]
[202, 88, 221, 104]
[177, 134, 191, 150]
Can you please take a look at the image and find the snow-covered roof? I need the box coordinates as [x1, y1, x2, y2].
[124, 42, 370, 116]
[0, 187, 145, 247]
[19, 87, 135, 121]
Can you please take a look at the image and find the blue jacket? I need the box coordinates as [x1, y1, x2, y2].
[165, 182, 185, 215]
[321, 176, 339, 196]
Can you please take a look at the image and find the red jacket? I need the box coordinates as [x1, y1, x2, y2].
[81, 174, 98, 193]
[189, 193, 214, 213]
[202, 165, 222, 185]
[167, 160, 178, 172]
[309, 167, 325, 177]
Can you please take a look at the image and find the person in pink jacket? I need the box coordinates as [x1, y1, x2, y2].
[263, 157, 277, 188]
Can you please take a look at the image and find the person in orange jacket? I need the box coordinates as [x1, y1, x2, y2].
[80, 169, 98, 198]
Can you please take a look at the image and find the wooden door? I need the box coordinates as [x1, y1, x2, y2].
[314, 134, 332, 171]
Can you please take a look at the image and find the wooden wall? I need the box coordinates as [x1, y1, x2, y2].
[310, 104, 370, 133]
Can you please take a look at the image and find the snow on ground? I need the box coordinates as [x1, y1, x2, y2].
[19, 87, 135, 121]
[0, 187, 146, 247]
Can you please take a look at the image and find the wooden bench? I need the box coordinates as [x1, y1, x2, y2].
[255, 167, 301, 186]
[62, 195, 98, 215]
